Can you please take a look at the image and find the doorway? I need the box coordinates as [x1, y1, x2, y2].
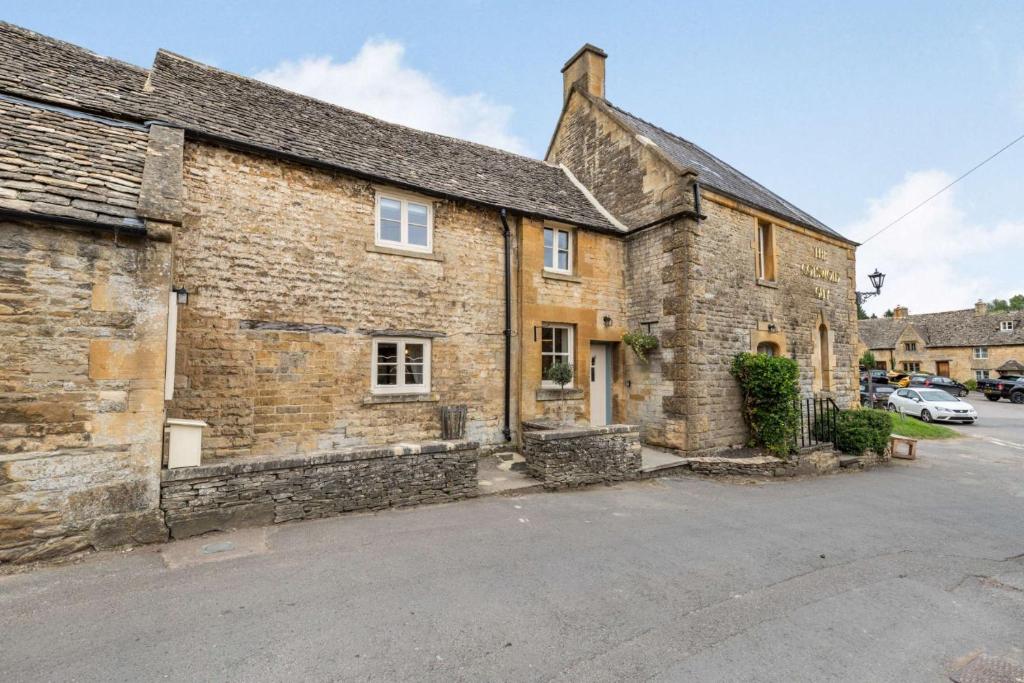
[936, 360, 950, 377]
[589, 343, 612, 426]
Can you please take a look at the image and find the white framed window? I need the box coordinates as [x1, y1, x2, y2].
[1000, 320, 1015, 331]
[375, 191, 433, 252]
[901, 361, 921, 373]
[371, 337, 431, 394]
[903, 341, 917, 352]
[543, 226, 572, 274]
[975, 370, 989, 381]
[973, 346, 988, 359]
[756, 219, 776, 282]
[541, 324, 574, 386]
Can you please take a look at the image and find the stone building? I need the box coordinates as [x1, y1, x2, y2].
[858, 303, 1024, 382]
[0, 24, 858, 560]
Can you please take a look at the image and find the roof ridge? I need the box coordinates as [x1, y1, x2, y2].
[0, 21, 149, 75]
[154, 49, 559, 170]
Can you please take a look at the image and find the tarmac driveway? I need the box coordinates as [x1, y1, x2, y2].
[953, 391, 1024, 451]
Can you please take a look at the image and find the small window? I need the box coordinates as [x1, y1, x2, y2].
[756, 341, 779, 357]
[975, 369, 989, 381]
[541, 324, 573, 386]
[901, 361, 921, 372]
[543, 227, 572, 274]
[973, 346, 988, 359]
[376, 193, 433, 252]
[903, 342, 917, 352]
[1000, 321, 1015, 332]
[371, 338, 431, 394]
[756, 219, 776, 282]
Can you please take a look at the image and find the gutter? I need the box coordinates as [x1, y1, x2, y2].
[499, 208, 513, 442]
[0, 208, 147, 238]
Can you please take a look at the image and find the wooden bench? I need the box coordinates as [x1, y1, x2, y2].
[890, 436, 918, 460]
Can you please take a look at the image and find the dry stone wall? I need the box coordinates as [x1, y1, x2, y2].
[522, 424, 640, 489]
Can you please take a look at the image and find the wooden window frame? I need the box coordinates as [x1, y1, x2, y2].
[375, 190, 434, 254]
[755, 219, 777, 283]
[371, 337, 431, 395]
[543, 226, 573, 275]
[540, 324, 574, 387]
[973, 346, 988, 360]
[1000, 321, 1014, 332]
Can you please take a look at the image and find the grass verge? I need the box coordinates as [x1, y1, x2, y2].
[890, 413, 960, 439]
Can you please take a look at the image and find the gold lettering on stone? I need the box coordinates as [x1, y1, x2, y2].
[799, 263, 841, 283]
[813, 247, 827, 260]
[815, 286, 831, 301]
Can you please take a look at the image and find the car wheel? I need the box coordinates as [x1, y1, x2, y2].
[986, 394, 1001, 402]
[1012, 392, 1024, 405]
[887, 403, 898, 412]
[958, 389, 967, 397]
[920, 409, 933, 423]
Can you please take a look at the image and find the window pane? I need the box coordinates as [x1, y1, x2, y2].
[380, 219, 401, 242]
[377, 343, 398, 364]
[407, 202, 428, 227]
[558, 250, 569, 271]
[404, 343, 424, 364]
[541, 327, 553, 343]
[408, 223, 428, 246]
[405, 363, 424, 385]
[541, 354, 553, 377]
[380, 198, 401, 223]
[552, 327, 567, 353]
[558, 230, 569, 250]
[377, 364, 397, 385]
[544, 228, 553, 248]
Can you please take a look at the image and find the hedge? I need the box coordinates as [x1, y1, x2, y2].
[835, 409, 892, 456]
[729, 352, 800, 457]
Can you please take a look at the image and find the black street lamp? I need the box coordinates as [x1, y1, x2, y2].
[856, 269, 885, 306]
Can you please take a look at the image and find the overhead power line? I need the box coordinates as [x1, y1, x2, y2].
[860, 130, 1024, 244]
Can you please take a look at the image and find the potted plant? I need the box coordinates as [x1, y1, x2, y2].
[545, 361, 574, 425]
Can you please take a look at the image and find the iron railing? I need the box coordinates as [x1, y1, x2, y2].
[794, 396, 841, 449]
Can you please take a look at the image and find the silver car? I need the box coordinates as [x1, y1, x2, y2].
[887, 388, 977, 424]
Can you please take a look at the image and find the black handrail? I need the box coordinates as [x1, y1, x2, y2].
[794, 396, 841, 449]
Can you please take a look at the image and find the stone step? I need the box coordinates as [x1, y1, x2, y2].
[838, 455, 861, 468]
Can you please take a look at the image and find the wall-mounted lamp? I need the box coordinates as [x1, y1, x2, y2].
[602, 315, 613, 328]
[172, 286, 189, 305]
[767, 323, 778, 332]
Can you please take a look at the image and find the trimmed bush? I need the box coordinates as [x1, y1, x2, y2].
[729, 352, 800, 457]
[835, 409, 892, 456]
[964, 378, 978, 392]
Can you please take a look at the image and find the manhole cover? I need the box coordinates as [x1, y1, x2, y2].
[951, 655, 1024, 683]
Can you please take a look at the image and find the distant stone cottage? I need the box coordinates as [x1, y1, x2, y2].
[0, 24, 858, 562]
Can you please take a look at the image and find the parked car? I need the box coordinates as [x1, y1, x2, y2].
[887, 388, 977, 424]
[980, 376, 1024, 403]
[860, 383, 895, 408]
[860, 369, 889, 385]
[887, 371, 910, 387]
[908, 374, 969, 397]
[976, 374, 1022, 395]
[895, 372, 929, 388]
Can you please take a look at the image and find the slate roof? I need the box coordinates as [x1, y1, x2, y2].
[0, 95, 148, 226]
[859, 309, 1024, 349]
[0, 22, 149, 118]
[139, 51, 619, 231]
[603, 100, 850, 243]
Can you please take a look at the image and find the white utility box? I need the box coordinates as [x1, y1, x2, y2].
[165, 418, 208, 469]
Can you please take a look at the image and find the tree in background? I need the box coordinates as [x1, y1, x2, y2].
[989, 294, 1024, 311]
[856, 301, 869, 320]
[883, 309, 894, 318]
[860, 350, 876, 370]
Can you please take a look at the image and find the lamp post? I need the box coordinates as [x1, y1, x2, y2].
[857, 269, 886, 407]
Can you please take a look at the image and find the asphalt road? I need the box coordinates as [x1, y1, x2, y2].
[955, 391, 1024, 449]
[1, 426, 1022, 681]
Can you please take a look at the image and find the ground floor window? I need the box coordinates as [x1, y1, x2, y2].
[975, 369, 989, 381]
[902, 361, 921, 373]
[541, 324, 573, 386]
[372, 338, 430, 394]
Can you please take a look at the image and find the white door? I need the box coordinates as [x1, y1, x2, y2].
[590, 344, 610, 426]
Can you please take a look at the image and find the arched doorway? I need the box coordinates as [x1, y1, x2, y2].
[818, 323, 831, 389]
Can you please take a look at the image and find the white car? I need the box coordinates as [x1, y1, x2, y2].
[887, 388, 977, 424]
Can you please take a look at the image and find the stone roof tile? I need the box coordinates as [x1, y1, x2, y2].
[859, 309, 1024, 349]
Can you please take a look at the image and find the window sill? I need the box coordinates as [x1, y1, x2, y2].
[363, 393, 438, 405]
[542, 270, 582, 284]
[756, 278, 779, 289]
[536, 387, 584, 402]
[366, 243, 443, 262]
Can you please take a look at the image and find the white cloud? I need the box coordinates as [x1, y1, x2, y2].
[847, 170, 1023, 316]
[254, 39, 530, 155]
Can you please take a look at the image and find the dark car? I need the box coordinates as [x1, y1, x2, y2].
[981, 376, 1024, 403]
[908, 375, 969, 397]
[859, 369, 889, 385]
[860, 383, 895, 408]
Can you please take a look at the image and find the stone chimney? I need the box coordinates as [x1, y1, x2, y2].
[892, 305, 908, 320]
[562, 43, 607, 103]
[975, 300, 989, 316]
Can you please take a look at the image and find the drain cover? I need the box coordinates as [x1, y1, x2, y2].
[951, 654, 1024, 683]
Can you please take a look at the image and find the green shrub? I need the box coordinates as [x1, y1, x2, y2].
[964, 378, 977, 392]
[834, 409, 892, 456]
[859, 350, 876, 370]
[729, 352, 800, 457]
[545, 361, 573, 389]
[622, 330, 658, 362]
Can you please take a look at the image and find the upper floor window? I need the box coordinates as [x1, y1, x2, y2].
[371, 338, 431, 394]
[973, 346, 988, 359]
[541, 324, 574, 386]
[544, 227, 572, 274]
[756, 219, 776, 282]
[903, 342, 917, 352]
[1000, 320, 1015, 332]
[376, 192, 432, 253]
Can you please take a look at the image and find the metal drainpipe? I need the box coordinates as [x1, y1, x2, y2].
[499, 208, 513, 442]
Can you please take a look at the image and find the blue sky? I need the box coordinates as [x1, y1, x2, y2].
[7, 1, 1022, 315]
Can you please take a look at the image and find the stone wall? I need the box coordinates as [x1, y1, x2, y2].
[171, 142, 510, 460]
[522, 424, 640, 489]
[0, 221, 171, 562]
[160, 440, 479, 539]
